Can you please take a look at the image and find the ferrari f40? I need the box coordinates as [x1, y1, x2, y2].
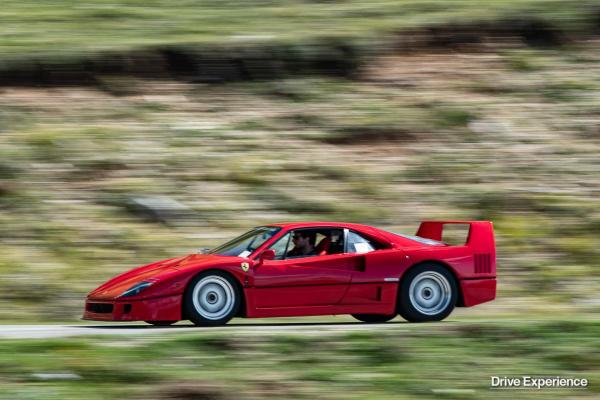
[84, 221, 496, 325]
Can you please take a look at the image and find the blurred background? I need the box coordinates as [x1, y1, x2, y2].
[0, 1, 599, 398]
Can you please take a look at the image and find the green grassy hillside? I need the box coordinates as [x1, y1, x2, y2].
[1, 42, 600, 321]
[0, 0, 594, 57]
[0, 1, 599, 322]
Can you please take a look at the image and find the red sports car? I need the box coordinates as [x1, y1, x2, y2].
[84, 221, 496, 326]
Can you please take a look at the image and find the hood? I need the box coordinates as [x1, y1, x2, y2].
[87, 254, 240, 300]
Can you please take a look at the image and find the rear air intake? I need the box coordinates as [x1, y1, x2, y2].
[474, 253, 492, 274]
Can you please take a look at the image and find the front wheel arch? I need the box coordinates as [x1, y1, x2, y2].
[181, 269, 246, 320]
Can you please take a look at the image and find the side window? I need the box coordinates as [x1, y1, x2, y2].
[268, 228, 353, 259]
[315, 229, 344, 255]
[268, 233, 292, 260]
[286, 229, 318, 259]
[346, 231, 376, 254]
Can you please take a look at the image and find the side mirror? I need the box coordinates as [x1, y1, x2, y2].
[198, 247, 211, 254]
[256, 249, 276, 267]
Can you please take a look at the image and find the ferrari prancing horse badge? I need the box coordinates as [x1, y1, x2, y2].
[241, 262, 250, 272]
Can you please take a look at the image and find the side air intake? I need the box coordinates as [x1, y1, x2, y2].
[474, 253, 492, 274]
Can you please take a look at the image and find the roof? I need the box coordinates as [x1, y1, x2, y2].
[266, 221, 375, 230]
[264, 221, 436, 247]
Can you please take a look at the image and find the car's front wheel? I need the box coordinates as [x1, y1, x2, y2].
[184, 271, 241, 327]
[398, 263, 457, 322]
[351, 314, 396, 323]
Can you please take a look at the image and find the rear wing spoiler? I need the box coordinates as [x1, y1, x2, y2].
[416, 220, 495, 254]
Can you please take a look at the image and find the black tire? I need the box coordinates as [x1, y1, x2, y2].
[184, 270, 241, 327]
[145, 320, 177, 326]
[397, 263, 458, 322]
[351, 314, 396, 323]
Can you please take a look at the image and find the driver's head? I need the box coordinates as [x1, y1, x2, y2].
[292, 231, 315, 247]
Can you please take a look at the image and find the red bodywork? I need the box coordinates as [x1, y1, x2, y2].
[83, 221, 496, 322]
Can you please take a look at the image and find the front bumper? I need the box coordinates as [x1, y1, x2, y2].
[83, 294, 182, 322]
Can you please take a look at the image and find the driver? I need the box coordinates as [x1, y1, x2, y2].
[287, 231, 317, 257]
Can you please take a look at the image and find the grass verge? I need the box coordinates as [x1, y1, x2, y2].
[0, 320, 598, 399]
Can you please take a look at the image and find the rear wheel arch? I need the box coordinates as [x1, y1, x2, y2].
[400, 260, 464, 306]
[397, 260, 461, 321]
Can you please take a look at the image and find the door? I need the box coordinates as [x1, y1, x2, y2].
[251, 228, 362, 308]
[253, 253, 365, 308]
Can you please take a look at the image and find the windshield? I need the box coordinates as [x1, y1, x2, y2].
[209, 226, 281, 257]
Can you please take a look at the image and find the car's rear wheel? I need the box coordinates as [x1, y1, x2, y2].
[145, 320, 177, 326]
[351, 314, 396, 323]
[398, 263, 457, 322]
[184, 271, 241, 327]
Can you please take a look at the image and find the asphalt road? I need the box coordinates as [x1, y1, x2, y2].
[0, 321, 425, 339]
